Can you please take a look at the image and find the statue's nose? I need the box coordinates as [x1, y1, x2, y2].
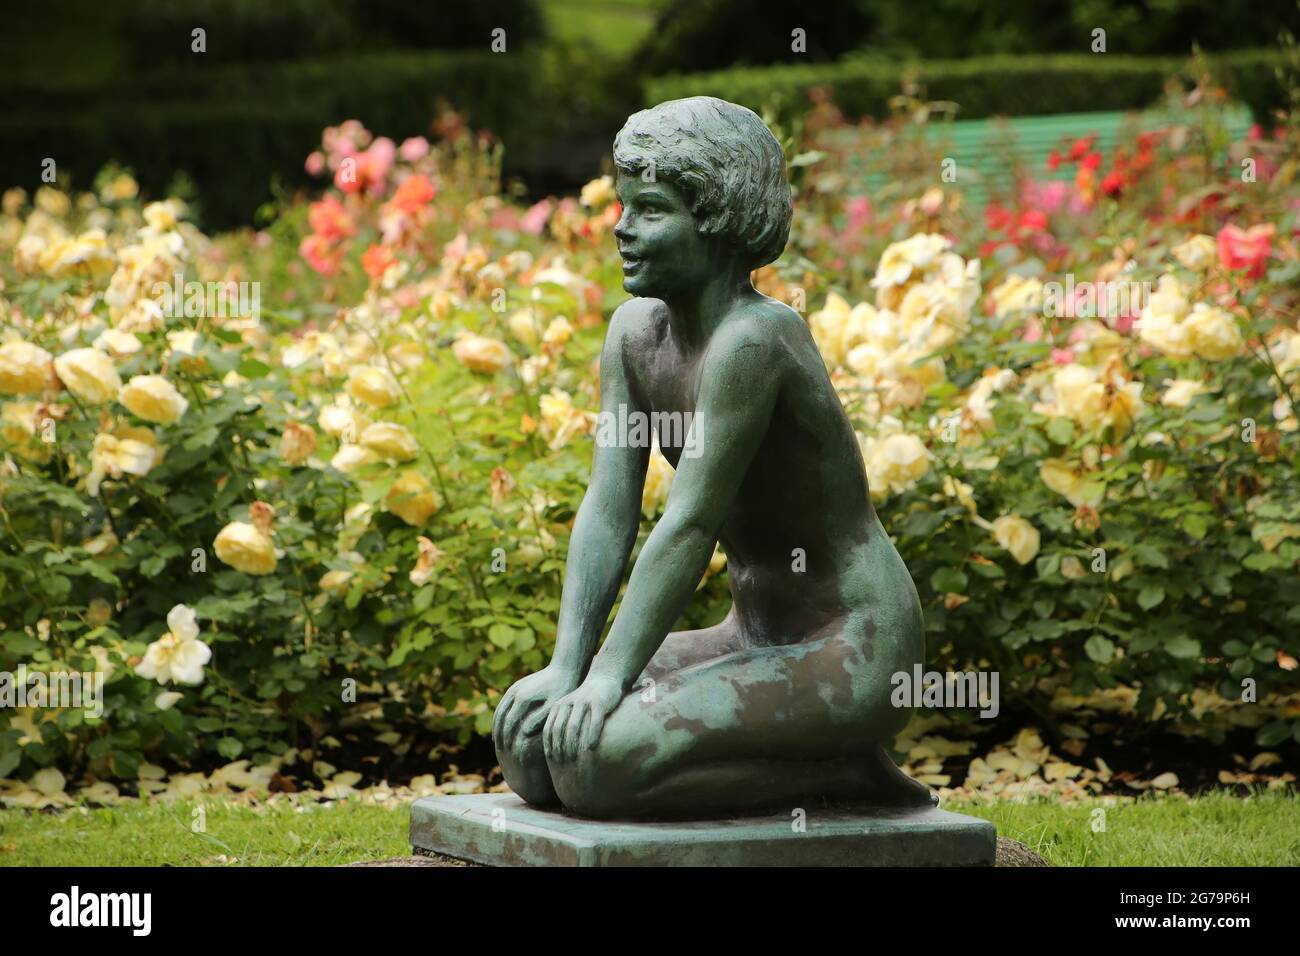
[613, 214, 633, 243]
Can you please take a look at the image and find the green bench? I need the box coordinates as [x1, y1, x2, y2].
[825, 105, 1254, 208]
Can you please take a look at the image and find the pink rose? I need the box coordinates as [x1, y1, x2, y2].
[1216, 223, 1274, 279]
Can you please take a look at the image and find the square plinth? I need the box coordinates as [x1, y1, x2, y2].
[409, 793, 996, 866]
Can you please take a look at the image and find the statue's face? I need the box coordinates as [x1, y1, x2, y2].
[613, 171, 715, 298]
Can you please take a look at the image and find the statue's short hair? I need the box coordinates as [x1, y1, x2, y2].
[613, 96, 792, 271]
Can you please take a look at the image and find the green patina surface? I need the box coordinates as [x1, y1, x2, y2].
[409, 793, 996, 866]
[493, 96, 940, 822]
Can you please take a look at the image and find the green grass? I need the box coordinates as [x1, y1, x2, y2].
[960, 790, 1300, 866]
[1, 790, 1296, 866]
[541, 0, 667, 57]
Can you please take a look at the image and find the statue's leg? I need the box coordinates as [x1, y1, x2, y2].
[496, 610, 742, 809]
[638, 606, 743, 682]
[547, 608, 933, 819]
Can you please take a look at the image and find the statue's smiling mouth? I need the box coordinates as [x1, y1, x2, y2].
[620, 252, 645, 274]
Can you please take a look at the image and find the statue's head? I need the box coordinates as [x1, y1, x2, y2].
[611, 96, 792, 298]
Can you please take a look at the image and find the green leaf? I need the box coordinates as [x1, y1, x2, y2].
[1084, 634, 1115, 663]
[1132, 545, 1169, 569]
[1046, 417, 1074, 445]
[1181, 513, 1209, 540]
[216, 737, 244, 759]
[110, 750, 139, 779]
[929, 567, 967, 594]
[1221, 640, 1250, 657]
[1137, 585, 1165, 610]
[1166, 635, 1201, 660]
[1255, 721, 1293, 747]
[487, 623, 516, 648]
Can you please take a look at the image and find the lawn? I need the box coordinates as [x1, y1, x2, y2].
[2, 791, 1295, 867]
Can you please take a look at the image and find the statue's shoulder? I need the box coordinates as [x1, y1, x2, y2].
[609, 297, 667, 332]
[606, 297, 669, 354]
[711, 296, 803, 357]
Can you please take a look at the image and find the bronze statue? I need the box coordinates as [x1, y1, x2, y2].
[492, 96, 933, 820]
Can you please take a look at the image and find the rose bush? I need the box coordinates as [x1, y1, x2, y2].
[1, 80, 1298, 794]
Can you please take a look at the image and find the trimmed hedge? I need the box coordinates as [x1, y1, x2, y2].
[1, 47, 633, 229]
[646, 49, 1291, 125]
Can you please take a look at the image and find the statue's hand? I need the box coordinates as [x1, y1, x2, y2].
[493, 665, 581, 750]
[542, 673, 624, 762]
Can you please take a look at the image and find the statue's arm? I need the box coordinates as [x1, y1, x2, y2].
[586, 322, 782, 690]
[549, 306, 651, 679]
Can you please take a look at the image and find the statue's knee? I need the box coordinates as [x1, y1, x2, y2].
[496, 730, 559, 807]
[548, 745, 646, 818]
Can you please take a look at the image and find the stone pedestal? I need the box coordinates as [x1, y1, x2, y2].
[409, 793, 996, 866]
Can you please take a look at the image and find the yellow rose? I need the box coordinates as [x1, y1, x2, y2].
[943, 474, 977, 513]
[1039, 458, 1104, 508]
[14, 234, 46, 274]
[1050, 362, 1140, 434]
[991, 514, 1041, 565]
[280, 421, 318, 466]
[808, 293, 852, 366]
[330, 444, 380, 473]
[539, 388, 593, 450]
[38, 229, 114, 278]
[897, 281, 968, 350]
[1171, 234, 1216, 271]
[34, 187, 71, 217]
[642, 443, 675, 515]
[409, 536, 443, 586]
[346, 365, 402, 408]
[579, 175, 616, 210]
[318, 402, 371, 442]
[0, 341, 53, 394]
[54, 347, 121, 404]
[988, 274, 1043, 318]
[862, 428, 930, 497]
[1160, 378, 1205, 408]
[386, 471, 442, 526]
[319, 569, 354, 592]
[452, 334, 510, 374]
[86, 431, 158, 496]
[871, 233, 951, 291]
[543, 316, 574, 349]
[386, 341, 426, 371]
[93, 328, 142, 358]
[1183, 304, 1243, 361]
[214, 521, 277, 575]
[143, 200, 182, 233]
[507, 309, 540, 348]
[359, 421, 419, 461]
[0, 402, 51, 462]
[2, 187, 25, 216]
[119, 374, 188, 424]
[1137, 274, 1193, 359]
[100, 173, 139, 203]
